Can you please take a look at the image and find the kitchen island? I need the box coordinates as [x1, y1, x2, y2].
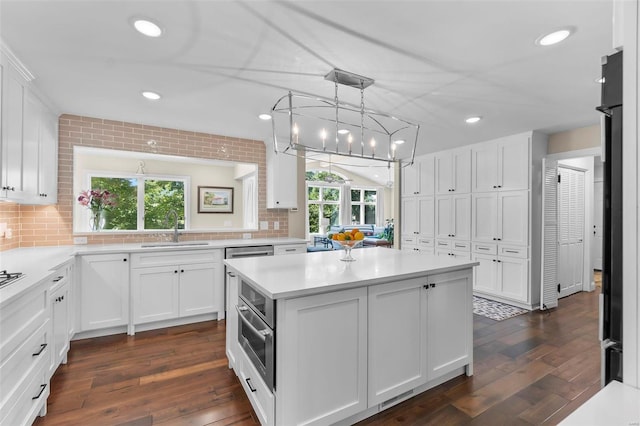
[224, 248, 478, 426]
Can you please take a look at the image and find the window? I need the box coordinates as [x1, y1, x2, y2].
[307, 184, 340, 234]
[86, 174, 188, 231]
[351, 188, 377, 225]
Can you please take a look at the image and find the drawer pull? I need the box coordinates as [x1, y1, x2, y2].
[246, 378, 257, 392]
[52, 275, 64, 282]
[505, 250, 519, 254]
[285, 248, 296, 252]
[227, 271, 236, 277]
[478, 247, 489, 250]
[455, 244, 465, 248]
[32, 343, 47, 357]
[32, 384, 47, 400]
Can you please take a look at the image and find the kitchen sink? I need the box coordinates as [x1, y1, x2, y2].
[141, 242, 210, 248]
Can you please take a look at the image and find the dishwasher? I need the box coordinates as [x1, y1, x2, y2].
[224, 245, 274, 314]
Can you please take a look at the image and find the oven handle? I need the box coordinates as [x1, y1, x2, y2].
[235, 305, 272, 341]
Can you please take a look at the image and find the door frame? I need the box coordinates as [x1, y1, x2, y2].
[543, 147, 600, 294]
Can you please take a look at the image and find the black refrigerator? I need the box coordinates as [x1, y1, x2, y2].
[596, 50, 623, 385]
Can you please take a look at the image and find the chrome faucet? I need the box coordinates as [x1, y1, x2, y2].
[165, 210, 181, 243]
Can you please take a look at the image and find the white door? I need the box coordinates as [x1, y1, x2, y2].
[557, 167, 586, 298]
[540, 159, 559, 309]
[418, 155, 435, 196]
[498, 191, 529, 246]
[472, 253, 498, 295]
[593, 180, 603, 270]
[452, 194, 471, 240]
[435, 153, 452, 194]
[179, 263, 219, 316]
[471, 143, 498, 192]
[401, 197, 418, 236]
[418, 197, 435, 237]
[472, 193, 497, 242]
[452, 148, 471, 193]
[435, 196, 452, 238]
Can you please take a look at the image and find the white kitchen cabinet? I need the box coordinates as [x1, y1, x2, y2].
[0, 53, 58, 204]
[78, 253, 130, 332]
[48, 261, 73, 379]
[425, 269, 473, 379]
[225, 269, 240, 370]
[276, 286, 368, 426]
[472, 190, 528, 245]
[266, 147, 297, 209]
[274, 243, 306, 255]
[0, 276, 51, 426]
[435, 148, 471, 194]
[401, 155, 435, 197]
[472, 247, 529, 303]
[435, 194, 471, 241]
[130, 249, 223, 328]
[472, 134, 529, 192]
[368, 277, 427, 406]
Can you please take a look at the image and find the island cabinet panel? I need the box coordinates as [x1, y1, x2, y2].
[426, 269, 473, 379]
[276, 287, 368, 426]
[78, 253, 130, 332]
[225, 271, 240, 370]
[131, 265, 180, 324]
[368, 278, 428, 406]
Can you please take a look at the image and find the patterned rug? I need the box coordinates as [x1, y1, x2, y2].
[473, 296, 529, 321]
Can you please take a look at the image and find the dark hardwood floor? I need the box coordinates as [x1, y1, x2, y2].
[34, 290, 600, 426]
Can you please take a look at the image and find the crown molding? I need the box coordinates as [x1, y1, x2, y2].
[0, 39, 35, 82]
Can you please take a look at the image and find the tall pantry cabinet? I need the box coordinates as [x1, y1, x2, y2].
[400, 131, 547, 310]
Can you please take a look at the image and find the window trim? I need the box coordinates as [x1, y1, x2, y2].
[350, 187, 377, 226]
[306, 181, 341, 235]
[81, 170, 191, 233]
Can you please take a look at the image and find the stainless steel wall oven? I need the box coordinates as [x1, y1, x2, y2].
[237, 279, 275, 391]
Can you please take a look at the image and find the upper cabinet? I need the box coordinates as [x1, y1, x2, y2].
[435, 148, 471, 194]
[401, 155, 434, 197]
[472, 134, 529, 192]
[0, 50, 58, 204]
[266, 146, 297, 209]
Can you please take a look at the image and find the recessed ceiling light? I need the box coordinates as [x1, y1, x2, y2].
[465, 116, 482, 124]
[142, 91, 161, 100]
[338, 129, 350, 135]
[133, 19, 163, 37]
[258, 113, 272, 120]
[536, 28, 572, 46]
[393, 139, 405, 145]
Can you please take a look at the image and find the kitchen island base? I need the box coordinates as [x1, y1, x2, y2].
[225, 249, 476, 426]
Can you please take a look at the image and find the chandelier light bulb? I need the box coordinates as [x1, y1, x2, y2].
[370, 138, 376, 157]
[321, 128, 327, 150]
[293, 123, 299, 145]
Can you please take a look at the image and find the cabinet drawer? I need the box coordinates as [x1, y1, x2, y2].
[417, 237, 434, 247]
[451, 241, 471, 252]
[499, 245, 528, 259]
[0, 280, 49, 359]
[274, 244, 306, 255]
[473, 242, 497, 255]
[435, 239, 451, 250]
[238, 350, 274, 426]
[0, 321, 49, 406]
[132, 249, 222, 268]
[0, 360, 48, 426]
[401, 236, 417, 246]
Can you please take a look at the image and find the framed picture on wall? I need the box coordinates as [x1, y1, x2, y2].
[198, 186, 234, 213]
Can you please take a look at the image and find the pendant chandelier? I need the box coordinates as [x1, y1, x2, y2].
[270, 68, 420, 165]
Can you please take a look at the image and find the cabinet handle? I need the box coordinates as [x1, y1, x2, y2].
[32, 384, 47, 400]
[174, 270, 179, 274]
[52, 276, 64, 282]
[123, 258, 127, 262]
[505, 250, 519, 254]
[181, 269, 184, 273]
[227, 271, 236, 277]
[423, 284, 429, 290]
[497, 185, 502, 188]
[285, 248, 296, 252]
[455, 244, 465, 248]
[493, 185, 497, 189]
[478, 247, 489, 251]
[245, 378, 257, 392]
[496, 238, 501, 241]
[430, 283, 436, 288]
[414, 231, 419, 235]
[492, 259, 496, 262]
[32, 343, 47, 357]
[497, 260, 502, 263]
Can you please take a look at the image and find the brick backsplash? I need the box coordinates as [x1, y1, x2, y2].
[0, 114, 289, 251]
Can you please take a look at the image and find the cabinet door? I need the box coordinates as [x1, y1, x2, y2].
[51, 282, 70, 375]
[417, 155, 435, 196]
[79, 254, 129, 331]
[401, 197, 418, 236]
[472, 253, 498, 295]
[225, 270, 240, 369]
[498, 257, 529, 302]
[368, 278, 427, 406]
[418, 196, 435, 237]
[1, 61, 25, 198]
[426, 269, 473, 380]
[472, 193, 498, 242]
[37, 105, 58, 202]
[452, 148, 471, 193]
[472, 143, 498, 192]
[276, 287, 368, 426]
[266, 148, 297, 208]
[498, 135, 529, 191]
[131, 265, 179, 324]
[179, 262, 220, 317]
[498, 191, 528, 245]
[452, 194, 471, 240]
[435, 196, 452, 238]
[435, 152, 452, 194]
[401, 163, 419, 197]
[22, 90, 40, 198]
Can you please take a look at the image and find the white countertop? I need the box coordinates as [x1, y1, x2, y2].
[0, 237, 307, 306]
[225, 248, 478, 299]
[559, 380, 640, 425]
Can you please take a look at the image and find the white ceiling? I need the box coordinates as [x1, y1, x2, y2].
[0, 0, 613, 185]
